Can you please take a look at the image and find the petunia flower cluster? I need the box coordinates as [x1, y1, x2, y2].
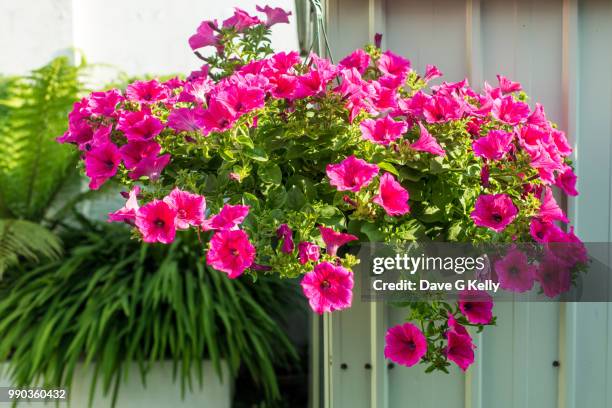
[58, 4, 586, 375]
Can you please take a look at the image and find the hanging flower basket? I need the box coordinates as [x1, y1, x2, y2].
[58, 4, 586, 373]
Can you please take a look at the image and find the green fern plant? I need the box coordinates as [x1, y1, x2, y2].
[0, 57, 85, 275]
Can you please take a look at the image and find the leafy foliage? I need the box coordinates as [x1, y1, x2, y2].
[0, 218, 298, 406]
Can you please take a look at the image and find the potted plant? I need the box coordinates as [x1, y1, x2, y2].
[55, 4, 585, 376]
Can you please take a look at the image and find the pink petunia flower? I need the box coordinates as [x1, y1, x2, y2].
[126, 80, 169, 104]
[120, 140, 161, 169]
[470, 194, 518, 233]
[360, 116, 408, 146]
[472, 130, 513, 161]
[135, 200, 177, 244]
[163, 187, 206, 229]
[108, 186, 141, 224]
[373, 173, 410, 216]
[84, 142, 121, 190]
[326, 155, 379, 192]
[447, 313, 469, 337]
[496, 75, 522, 94]
[491, 95, 530, 125]
[318, 226, 358, 256]
[202, 204, 249, 231]
[411, 123, 446, 156]
[555, 166, 578, 196]
[200, 100, 238, 134]
[494, 248, 536, 293]
[536, 254, 571, 298]
[377, 50, 411, 79]
[298, 242, 321, 265]
[87, 89, 123, 117]
[117, 110, 163, 141]
[538, 188, 569, 223]
[339, 49, 371, 75]
[301, 261, 353, 314]
[207, 229, 256, 278]
[189, 20, 218, 50]
[167, 107, 206, 133]
[222, 8, 262, 31]
[383, 323, 427, 367]
[423, 64, 443, 82]
[256, 5, 291, 27]
[128, 153, 171, 181]
[276, 224, 295, 254]
[529, 218, 566, 243]
[458, 290, 493, 324]
[179, 76, 213, 104]
[446, 330, 475, 372]
[216, 84, 266, 116]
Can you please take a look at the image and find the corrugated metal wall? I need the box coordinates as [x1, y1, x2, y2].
[323, 1, 612, 407]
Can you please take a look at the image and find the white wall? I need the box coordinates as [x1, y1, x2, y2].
[0, 0, 299, 76]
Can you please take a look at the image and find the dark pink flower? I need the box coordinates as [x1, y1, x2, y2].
[360, 116, 407, 146]
[301, 261, 353, 314]
[497, 75, 522, 94]
[446, 330, 475, 372]
[536, 254, 571, 298]
[551, 129, 572, 157]
[163, 187, 206, 229]
[494, 248, 536, 293]
[384, 323, 427, 367]
[326, 155, 379, 192]
[84, 142, 121, 190]
[492, 95, 530, 125]
[276, 224, 295, 254]
[216, 84, 265, 116]
[538, 187, 569, 223]
[422, 94, 464, 123]
[447, 313, 469, 337]
[202, 204, 249, 231]
[126, 80, 169, 104]
[472, 130, 513, 161]
[458, 290, 493, 324]
[373, 173, 410, 216]
[117, 110, 163, 141]
[200, 100, 238, 134]
[119, 140, 161, 169]
[256, 5, 291, 27]
[108, 186, 140, 224]
[339, 49, 371, 75]
[87, 89, 123, 117]
[167, 107, 206, 133]
[470, 194, 518, 233]
[480, 165, 490, 187]
[189, 20, 218, 50]
[529, 218, 566, 243]
[298, 242, 321, 264]
[207, 229, 256, 278]
[135, 200, 177, 244]
[423, 64, 443, 82]
[128, 153, 171, 181]
[555, 166, 578, 196]
[179, 77, 213, 104]
[222, 8, 261, 32]
[269, 74, 298, 99]
[318, 226, 358, 256]
[377, 50, 411, 79]
[411, 123, 445, 156]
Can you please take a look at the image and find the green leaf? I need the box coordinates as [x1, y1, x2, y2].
[287, 186, 306, 210]
[244, 146, 269, 162]
[257, 164, 282, 185]
[377, 162, 399, 176]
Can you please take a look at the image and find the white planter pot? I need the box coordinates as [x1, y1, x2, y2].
[0, 361, 231, 408]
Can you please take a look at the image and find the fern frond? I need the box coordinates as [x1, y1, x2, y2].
[0, 219, 62, 278]
[0, 57, 83, 221]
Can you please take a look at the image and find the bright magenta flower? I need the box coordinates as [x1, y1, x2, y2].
[373, 173, 410, 216]
[458, 290, 493, 324]
[326, 155, 379, 192]
[87, 89, 123, 118]
[276, 224, 295, 254]
[384, 323, 427, 367]
[126, 80, 169, 104]
[360, 116, 407, 146]
[536, 254, 571, 298]
[496, 75, 522, 94]
[472, 130, 513, 161]
[318, 226, 358, 256]
[179, 77, 213, 103]
[128, 153, 171, 181]
[538, 187, 569, 223]
[167, 107, 206, 133]
[222, 8, 261, 31]
[135, 200, 177, 244]
[163, 187, 206, 229]
[529, 218, 566, 243]
[207, 229, 256, 278]
[84, 142, 121, 190]
[256, 5, 291, 27]
[423, 64, 443, 82]
[377, 50, 411, 79]
[200, 100, 238, 134]
[470, 194, 518, 233]
[555, 166, 578, 196]
[119, 140, 161, 169]
[202, 204, 249, 231]
[108, 186, 140, 224]
[411, 123, 445, 156]
[189, 20, 218, 50]
[216, 83, 265, 116]
[446, 330, 475, 372]
[491, 95, 530, 125]
[298, 242, 320, 264]
[339, 49, 371, 75]
[118, 110, 163, 141]
[494, 248, 536, 293]
[301, 261, 353, 314]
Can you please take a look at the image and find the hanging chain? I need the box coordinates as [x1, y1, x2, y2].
[308, 0, 335, 64]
